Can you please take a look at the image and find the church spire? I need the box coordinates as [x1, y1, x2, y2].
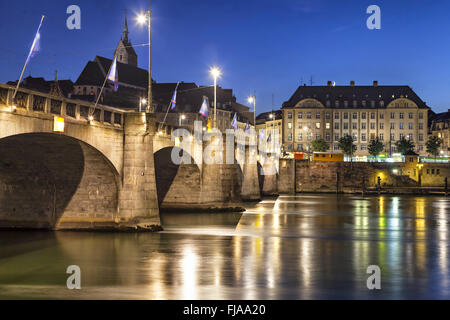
[122, 9, 129, 42]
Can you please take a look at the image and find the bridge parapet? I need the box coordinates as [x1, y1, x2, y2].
[0, 83, 125, 129]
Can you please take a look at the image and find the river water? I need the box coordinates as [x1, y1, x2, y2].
[0, 194, 449, 300]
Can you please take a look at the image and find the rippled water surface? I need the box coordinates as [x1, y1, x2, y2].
[0, 194, 449, 299]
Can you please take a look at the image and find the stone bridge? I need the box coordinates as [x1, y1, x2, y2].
[0, 84, 275, 231]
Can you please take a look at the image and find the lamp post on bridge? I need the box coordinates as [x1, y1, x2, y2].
[137, 0, 153, 113]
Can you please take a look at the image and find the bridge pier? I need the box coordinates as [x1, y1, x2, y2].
[261, 157, 279, 196]
[240, 144, 261, 201]
[118, 113, 161, 230]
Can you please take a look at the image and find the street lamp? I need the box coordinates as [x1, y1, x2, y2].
[139, 98, 147, 112]
[179, 114, 186, 126]
[209, 66, 221, 129]
[248, 95, 256, 131]
[136, 1, 152, 113]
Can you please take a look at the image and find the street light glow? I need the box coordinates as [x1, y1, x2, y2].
[248, 96, 255, 104]
[141, 98, 147, 105]
[209, 66, 222, 79]
[136, 13, 147, 25]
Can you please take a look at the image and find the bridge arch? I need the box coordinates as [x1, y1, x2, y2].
[154, 146, 201, 209]
[0, 133, 121, 230]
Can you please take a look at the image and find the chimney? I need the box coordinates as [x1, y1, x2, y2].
[327, 81, 332, 86]
[373, 81, 378, 87]
[350, 81, 355, 87]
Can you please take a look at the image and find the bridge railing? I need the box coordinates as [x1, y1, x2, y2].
[0, 83, 125, 128]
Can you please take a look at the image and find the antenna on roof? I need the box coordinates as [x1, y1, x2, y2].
[309, 75, 314, 86]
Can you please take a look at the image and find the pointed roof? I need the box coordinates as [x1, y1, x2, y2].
[122, 9, 129, 42]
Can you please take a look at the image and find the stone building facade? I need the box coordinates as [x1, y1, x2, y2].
[430, 109, 450, 156]
[281, 81, 430, 156]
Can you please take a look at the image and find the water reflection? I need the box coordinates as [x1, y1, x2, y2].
[0, 194, 449, 299]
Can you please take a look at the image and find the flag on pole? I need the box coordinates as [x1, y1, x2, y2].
[199, 96, 210, 118]
[107, 57, 119, 92]
[244, 121, 250, 132]
[170, 83, 179, 110]
[231, 113, 238, 130]
[259, 129, 265, 141]
[267, 133, 272, 143]
[25, 16, 44, 65]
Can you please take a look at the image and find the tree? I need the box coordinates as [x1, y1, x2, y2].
[426, 136, 443, 158]
[368, 138, 384, 157]
[338, 135, 357, 160]
[395, 137, 415, 155]
[311, 139, 329, 152]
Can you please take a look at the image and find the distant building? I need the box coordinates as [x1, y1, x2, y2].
[256, 110, 282, 137]
[153, 83, 239, 133]
[71, 13, 149, 109]
[281, 81, 431, 156]
[7, 74, 73, 98]
[430, 109, 450, 156]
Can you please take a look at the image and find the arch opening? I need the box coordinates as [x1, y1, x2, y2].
[0, 133, 120, 230]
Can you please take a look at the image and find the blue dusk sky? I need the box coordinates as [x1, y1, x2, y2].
[0, 0, 449, 113]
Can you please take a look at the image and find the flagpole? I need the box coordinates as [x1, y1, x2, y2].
[94, 55, 116, 109]
[160, 82, 179, 132]
[13, 15, 45, 101]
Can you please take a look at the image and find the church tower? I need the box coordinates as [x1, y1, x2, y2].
[114, 10, 138, 67]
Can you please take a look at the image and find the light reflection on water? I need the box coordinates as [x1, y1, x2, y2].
[0, 194, 449, 300]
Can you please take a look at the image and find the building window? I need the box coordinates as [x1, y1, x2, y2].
[380, 113, 384, 119]
[298, 123, 303, 129]
[409, 123, 413, 130]
[391, 123, 395, 130]
[419, 145, 424, 151]
[409, 113, 414, 119]
[370, 123, 375, 130]
[335, 134, 340, 141]
[400, 123, 404, 130]
[316, 123, 321, 129]
[352, 113, 357, 119]
[325, 113, 331, 120]
[344, 123, 349, 130]
[344, 113, 349, 119]
[380, 123, 384, 130]
[380, 134, 384, 141]
[419, 134, 424, 141]
[316, 112, 320, 119]
[335, 113, 340, 120]
[316, 134, 321, 140]
[362, 123, 367, 130]
[307, 133, 312, 141]
[400, 134, 405, 140]
[362, 113, 367, 120]
[288, 133, 293, 141]
[335, 123, 340, 130]
[298, 112, 303, 119]
[419, 123, 424, 130]
[298, 133, 303, 141]
[390, 112, 395, 119]
[335, 101, 340, 107]
[419, 113, 424, 119]
[353, 123, 357, 130]
[307, 112, 312, 119]
[297, 144, 303, 152]
[400, 113, 404, 119]
[361, 144, 367, 151]
[408, 134, 413, 141]
[288, 122, 292, 129]
[326, 133, 331, 141]
[288, 112, 292, 119]
[362, 134, 366, 142]
[353, 133, 358, 141]
[371, 113, 375, 119]
[391, 133, 395, 141]
[326, 123, 330, 129]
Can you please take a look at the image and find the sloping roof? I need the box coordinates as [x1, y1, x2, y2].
[256, 110, 282, 124]
[283, 85, 429, 109]
[75, 56, 149, 88]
